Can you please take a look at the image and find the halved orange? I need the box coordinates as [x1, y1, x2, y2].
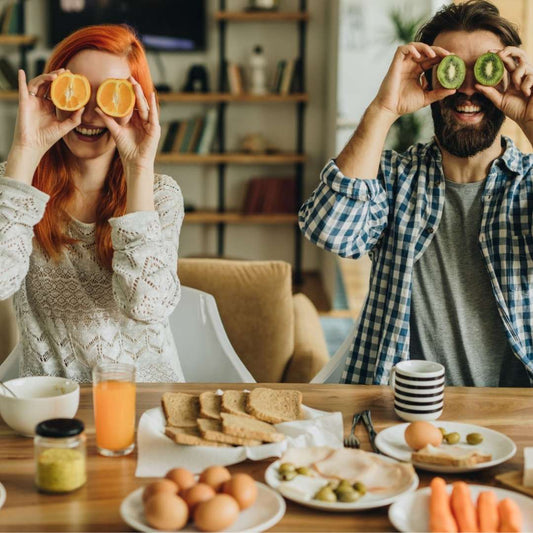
[96, 78, 135, 118]
[50, 72, 91, 111]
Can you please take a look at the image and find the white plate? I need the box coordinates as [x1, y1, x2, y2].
[375, 421, 516, 473]
[389, 484, 533, 532]
[264, 455, 419, 511]
[0, 482, 5, 509]
[120, 482, 285, 532]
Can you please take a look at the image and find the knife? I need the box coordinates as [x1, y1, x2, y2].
[361, 409, 380, 454]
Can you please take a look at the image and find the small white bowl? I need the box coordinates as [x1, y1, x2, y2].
[0, 376, 80, 437]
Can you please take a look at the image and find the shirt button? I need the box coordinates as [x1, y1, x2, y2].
[435, 179, 441, 186]
[426, 227, 434, 234]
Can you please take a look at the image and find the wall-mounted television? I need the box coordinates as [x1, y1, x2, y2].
[48, 0, 207, 52]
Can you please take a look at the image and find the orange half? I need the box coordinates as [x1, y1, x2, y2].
[96, 78, 135, 118]
[50, 72, 91, 111]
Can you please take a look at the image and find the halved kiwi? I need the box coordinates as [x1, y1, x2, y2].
[437, 55, 466, 89]
[474, 52, 504, 86]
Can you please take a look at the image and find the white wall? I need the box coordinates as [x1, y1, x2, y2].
[0, 0, 330, 271]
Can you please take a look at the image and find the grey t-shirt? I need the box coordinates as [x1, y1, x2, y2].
[410, 178, 530, 387]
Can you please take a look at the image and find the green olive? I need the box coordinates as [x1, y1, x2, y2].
[337, 488, 361, 502]
[278, 462, 296, 475]
[296, 466, 313, 476]
[314, 486, 337, 502]
[444, 432, 461, 445]
[280, 471, 297, 481]
[466, 432, 484, 445]
[438, 427, 447, 437]
[326, 480, 339, 490]
[335, 480, 353, 493]
[353, 481, 367, 495]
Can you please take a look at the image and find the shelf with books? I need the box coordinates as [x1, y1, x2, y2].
[214, 12, 309, 22]
[184, 211, 298, 225]
[0, 89, 16, 100]
[156, 152, 306, 165]
[158, 92, 308, 103]
[0, 34, 35, 46]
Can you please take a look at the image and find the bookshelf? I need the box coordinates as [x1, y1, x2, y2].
[0, 0, 34, 73]
[158, 92, 308, 103]
[156, 152, 306, 165]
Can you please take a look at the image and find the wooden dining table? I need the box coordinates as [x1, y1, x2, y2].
[0, 383, 531, 532]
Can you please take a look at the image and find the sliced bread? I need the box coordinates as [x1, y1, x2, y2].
[221, 390, 254, 418]
[246, 387, 303, 424]
[411, 444, 492, 467]
[164, 426, 230, 447]
[161, 392, 200, 428]
[197, 418, 262, 446]
[221, 412, 285, 443]
[199, 392, 222, 420]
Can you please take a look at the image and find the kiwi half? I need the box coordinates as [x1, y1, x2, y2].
[474, 52, 504, 86]
[437, 55, 466, 89]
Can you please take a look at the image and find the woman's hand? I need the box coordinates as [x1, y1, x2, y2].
[6, 69, 84, 184]
[373, 42, 456, 119]
[95, 76, 161, 177]
[476, 47, 533, 139]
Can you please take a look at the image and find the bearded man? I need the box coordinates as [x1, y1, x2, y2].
[300, 0, 533, 386]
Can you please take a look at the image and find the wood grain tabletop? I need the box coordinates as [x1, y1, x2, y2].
[0, 384, 531, 532]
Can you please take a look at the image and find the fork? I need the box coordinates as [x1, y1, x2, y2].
[343, 412, 362, 448]
[361, 409, 380, 454]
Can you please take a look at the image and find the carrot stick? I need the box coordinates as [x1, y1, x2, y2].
[498, 498, 522, 532]
[477, 491, 499, 532]
[429, 477, 458, 533]
[450, 481, 479, 532]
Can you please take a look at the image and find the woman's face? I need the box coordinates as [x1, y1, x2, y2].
[58, 49, 132, 161]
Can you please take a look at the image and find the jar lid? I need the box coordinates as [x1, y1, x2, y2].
[35, 418, 85, 438]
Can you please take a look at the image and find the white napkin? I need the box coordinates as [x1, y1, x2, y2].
[135, 405, 343, 476]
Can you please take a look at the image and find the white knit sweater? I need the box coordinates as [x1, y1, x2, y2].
[0, 163, 185, 383]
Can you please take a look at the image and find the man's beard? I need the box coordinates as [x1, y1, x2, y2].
[431, 93, 505, 158]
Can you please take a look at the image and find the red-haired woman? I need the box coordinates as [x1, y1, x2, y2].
[0, 24, 185, 382]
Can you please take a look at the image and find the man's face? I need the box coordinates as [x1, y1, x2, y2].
[431, 30, 506, 158]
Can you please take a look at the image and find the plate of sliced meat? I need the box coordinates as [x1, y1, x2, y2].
[264, 446, 419, 511]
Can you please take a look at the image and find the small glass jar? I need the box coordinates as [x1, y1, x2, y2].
[34, 418, 87, 493]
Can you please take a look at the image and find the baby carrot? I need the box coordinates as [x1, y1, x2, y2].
[477, 491, 499, 532]
[498, 498, 522, 532]
[429, 477, 458, 533]
[451, 481, 479, 532]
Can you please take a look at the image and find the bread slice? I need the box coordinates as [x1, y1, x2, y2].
[221, 413, 285, 443]
[411, 444, 493, 467]
[165, 426, 230, 447]
[246, 387, 303, 424]
[161, 392, 199, 428]
[197, 418, 262, 446]
[221, 390, 254, 418]
[199, 392, 222, 420]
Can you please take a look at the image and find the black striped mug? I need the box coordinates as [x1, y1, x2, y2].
[390, 360, 445, 421]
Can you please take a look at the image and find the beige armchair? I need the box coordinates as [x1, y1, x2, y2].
[178, 258, 330, 382]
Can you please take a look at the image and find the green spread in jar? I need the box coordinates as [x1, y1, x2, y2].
[36, 448, 86, 493]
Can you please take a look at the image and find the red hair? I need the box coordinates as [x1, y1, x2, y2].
[33, 24, 154, 269]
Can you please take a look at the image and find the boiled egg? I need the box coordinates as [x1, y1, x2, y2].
[165, 467, 196, 493]
[183, 482, 216, 513]
[142, 479, 178, 503]
[199, 465, 231, 492]
[404, 421, 443, 451]
[222, 473, 257, 510]
[144, 492, 189, 531]
[194, 493, 240, 532]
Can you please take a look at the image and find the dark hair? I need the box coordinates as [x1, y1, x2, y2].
[415, 0, 521, 47]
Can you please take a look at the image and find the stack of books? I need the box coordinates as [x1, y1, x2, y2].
[159, 108, 218, 155]
[271, 58, 303, 95]
[226, 63, 244, 95]
[242, 177, 296, 214]
[0, 56, 16, 90]
[0, 1, 22, 34]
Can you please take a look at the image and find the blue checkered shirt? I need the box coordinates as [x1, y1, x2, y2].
[299, 136, 533, 385]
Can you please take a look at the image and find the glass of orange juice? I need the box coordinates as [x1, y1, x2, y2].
[92, 362, 136, 457]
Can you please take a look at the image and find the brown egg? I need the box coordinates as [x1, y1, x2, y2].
[404, 421, 443, 451]
[144, 492, 189, 531]
[222, 473, 258, 510]
[165, 467, 196, 493]
[183, 482, 216, 513]
[142, 479, 179, 503]
[199, 465, 231, 492]
[194, 493, 240, 532]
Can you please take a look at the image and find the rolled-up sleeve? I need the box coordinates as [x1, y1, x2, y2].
[109, 175, 184, 323]
[298, 160, 389, 258]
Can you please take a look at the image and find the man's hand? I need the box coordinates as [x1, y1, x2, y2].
[476, 47, 533, 141]
[373, 42, 456, 119]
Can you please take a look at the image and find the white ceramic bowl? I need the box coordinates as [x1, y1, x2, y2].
[0, 376, 80, 437]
